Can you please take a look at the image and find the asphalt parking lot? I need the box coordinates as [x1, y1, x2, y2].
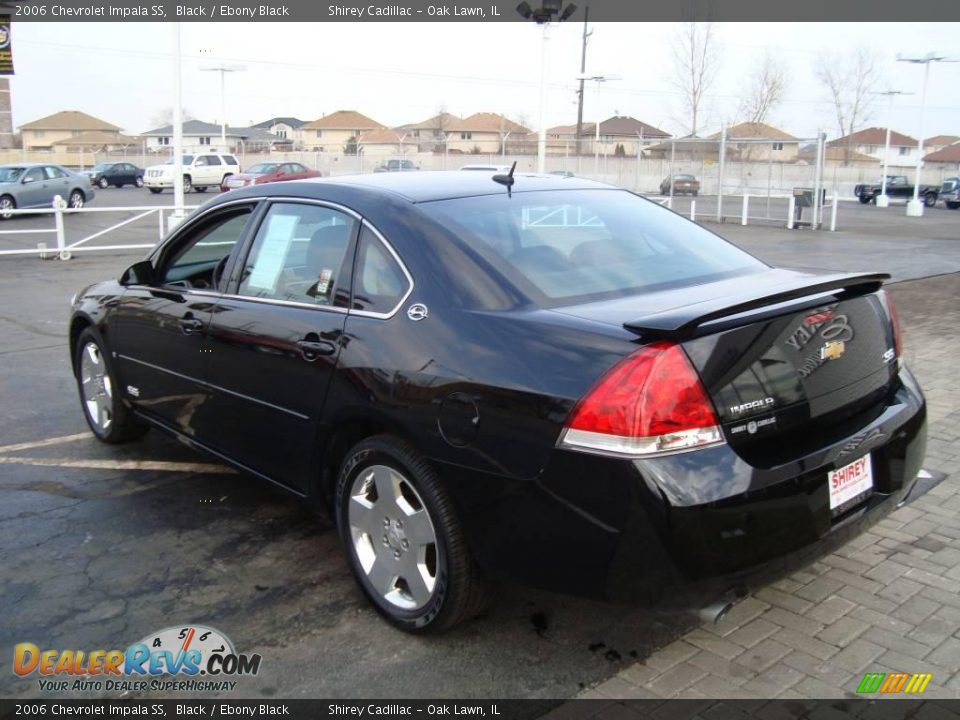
[0, 185, 957, 701]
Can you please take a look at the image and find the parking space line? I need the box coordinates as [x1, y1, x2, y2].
[0, 432, 92, 454]
[0, 455, 236, 474]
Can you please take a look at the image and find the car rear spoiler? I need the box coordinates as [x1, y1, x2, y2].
[623, 272, 890, 339]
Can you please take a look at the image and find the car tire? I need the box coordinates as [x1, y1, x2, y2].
[183, 175, 193, 193]
[68, 190, 85, 210]
[194, 187, 208, 193]
[924, 193, 937, 208]
[947, 201, 959, 210]
[693, 191, 699, 197]
[97, 177, 109, 189]
[859, 196, 871, 204]
[0, 194, 15, 220]
[135, 177, 144, 188]
[148, 187, 162, 194]
[74, 328, 149, 444]
[335, 435, 489, 633]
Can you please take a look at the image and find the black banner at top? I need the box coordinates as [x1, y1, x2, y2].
[5, 0, 960, 21]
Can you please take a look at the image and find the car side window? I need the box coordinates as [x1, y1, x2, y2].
[23, 167, 45, 183]
[159, 209, 252, 290]
[237, 202, 356, 307]
[351, 226, 410, 315]
[291, 164, 306, 173]
[204, 155, 222, 166]
[45, 166, 67, 179]
[223, 155, 238, 166]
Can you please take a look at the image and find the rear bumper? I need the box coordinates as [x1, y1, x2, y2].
[444, 367, 926, 606]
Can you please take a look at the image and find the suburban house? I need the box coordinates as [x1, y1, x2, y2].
[52, 131, 142, 152]
[798, 145, 880, 168]
[19, 110, 123, 151]
[544, 116, 671, 157]
[644, 137, 724, 162]
[923, 143, 960, 172]
[923, 135, 960, 155]
[302, 110, 384, 153]
[828, 128, 919, 166]
[251, 117, 306, 149]
[709, 122, 800, 162]
[141, 120, 281, 154]
[444, 113, 529, 154]
[357, 129, 417, 156]
[398, 112, 461, 152]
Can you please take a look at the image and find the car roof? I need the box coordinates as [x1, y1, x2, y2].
[295, 170, 610, 203]
[0, 162, 56, 168]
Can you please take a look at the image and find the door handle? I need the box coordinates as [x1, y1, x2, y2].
[178, 317, 204, 334]
[296, 339, 336, 361]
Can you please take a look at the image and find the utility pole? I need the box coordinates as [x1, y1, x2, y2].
[575, 7, 591, 154]
[872, 90, 911, 208]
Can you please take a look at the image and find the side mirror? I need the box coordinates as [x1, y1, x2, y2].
[21, 176, 34, 184]
[120, 260, 155, 286]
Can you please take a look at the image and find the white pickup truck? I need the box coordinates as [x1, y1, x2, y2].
[143, 153, 240, 194]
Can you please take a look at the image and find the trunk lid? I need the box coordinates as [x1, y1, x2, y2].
[552, 268, 899, 463]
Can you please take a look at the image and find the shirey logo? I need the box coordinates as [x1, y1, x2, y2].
[13, 625, 262, 693]
[857, 672, 933, 694]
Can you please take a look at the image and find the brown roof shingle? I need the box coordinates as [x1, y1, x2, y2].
[52, 131, 140, 147]
[358, 129, 407, 144]
[448, 113, 529, 134]
[924, 135, 960, 146]
[302, 110, 384, 131]
[405, 113, 461, 131]
[828, 127, 917, 147]
[923, 144, 960, 163]
[710, 122, 797, 141]
[19, 110, 121, 133]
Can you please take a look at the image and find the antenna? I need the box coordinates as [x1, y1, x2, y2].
[492, 161, 518, 196]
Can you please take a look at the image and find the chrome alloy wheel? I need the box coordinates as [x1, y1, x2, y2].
[348, 464, 439, 610]
[79, 341, 113, 432]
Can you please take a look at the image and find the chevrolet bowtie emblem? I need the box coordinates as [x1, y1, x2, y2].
[821, 340, 846, 361]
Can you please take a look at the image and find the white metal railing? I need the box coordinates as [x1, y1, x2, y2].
[0, 196, 200, 260]
[655, 193, 839, 230]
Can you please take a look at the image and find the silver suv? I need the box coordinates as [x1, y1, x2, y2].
[144, 153, 240, 194]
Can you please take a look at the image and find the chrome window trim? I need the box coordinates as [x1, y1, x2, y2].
[351, 219, 415, 320]
[146, 195, 414, 321]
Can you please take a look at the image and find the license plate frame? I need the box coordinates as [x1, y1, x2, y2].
[829, 454, 874, 512]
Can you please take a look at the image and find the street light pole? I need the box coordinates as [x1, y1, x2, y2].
[873, 90, 911, 208]
[201, 64, 246, 152]
[517, 0, 578, 174]
[896, 51, 953, 217]
[171, 22, 184, 229]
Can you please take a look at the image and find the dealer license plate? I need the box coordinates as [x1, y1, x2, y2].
[828, 454, 873, 511]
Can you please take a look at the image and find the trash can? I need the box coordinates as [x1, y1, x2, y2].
[793, 187, 827, 226]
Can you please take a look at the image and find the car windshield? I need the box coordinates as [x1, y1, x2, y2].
[0, 167, 24, 182]
[420, 189, 767, 306]
[164, 156, 195, 165]
[674, 174, 695, 180]
[247, 163, 278, 174]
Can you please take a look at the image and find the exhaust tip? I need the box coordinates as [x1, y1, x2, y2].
[698, 587, 746, 625]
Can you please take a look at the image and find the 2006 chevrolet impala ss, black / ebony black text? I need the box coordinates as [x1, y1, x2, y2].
[69, 171, 927, 632]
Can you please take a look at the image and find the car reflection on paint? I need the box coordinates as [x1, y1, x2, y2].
[69, 171, 926, 633]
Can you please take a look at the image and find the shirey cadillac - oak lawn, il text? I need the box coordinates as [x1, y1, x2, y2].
[69, 171, 926, 632]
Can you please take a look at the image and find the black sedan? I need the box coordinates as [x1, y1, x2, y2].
[84, 162, 144, 189]
[69, 172, 927, 633]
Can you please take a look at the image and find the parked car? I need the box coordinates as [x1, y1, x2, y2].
[548, 170, 575, 178]
[0, 163, 94, 219]
[939, 177, 959, 209]
[854, 175, 939, 206]
[143, 153, 240, 194]
[69, 172, 926, 633]
[660, 174, 700, 196]
[460, 164, 512, 172]
[221, 162, 321, 191]
[83, 162, 144, 189]
[374, 159, 420, 173]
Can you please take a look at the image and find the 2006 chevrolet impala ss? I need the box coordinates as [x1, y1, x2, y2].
[69, 171, 927, 632]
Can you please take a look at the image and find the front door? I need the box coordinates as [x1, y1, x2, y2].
[204, 200, 358, 492]
[110, 203, 257, 436]
[19, 167, 50, 207]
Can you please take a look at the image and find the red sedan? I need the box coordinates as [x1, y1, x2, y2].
[220, 162, 321, 191]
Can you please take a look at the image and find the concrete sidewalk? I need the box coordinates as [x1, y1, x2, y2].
[575, 274, 960, 702]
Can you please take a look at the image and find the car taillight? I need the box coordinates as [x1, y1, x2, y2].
[559, 342, 723, 457]
[881, 289, 903, 364]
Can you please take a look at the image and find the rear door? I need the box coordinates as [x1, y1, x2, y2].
[203, 200, 358, 492]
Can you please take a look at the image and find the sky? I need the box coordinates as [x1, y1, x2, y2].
[10, 21, 960, 140]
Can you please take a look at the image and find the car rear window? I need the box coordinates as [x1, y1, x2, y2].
[420, 189, 766, 306]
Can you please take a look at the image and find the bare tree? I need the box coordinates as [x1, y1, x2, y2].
[150, 107, 195, 129]
[738, 50, 788, 126]
[816, 47, 880, 166]
[669, 22, 721, 136]
[431, 104, 452, 151]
